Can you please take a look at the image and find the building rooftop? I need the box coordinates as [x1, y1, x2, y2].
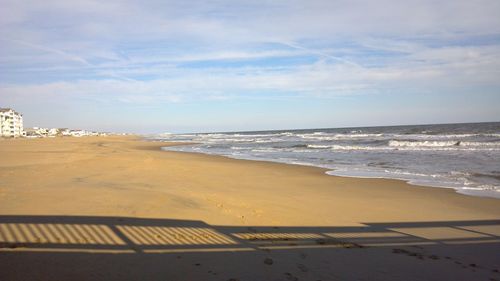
[0, 108, 22, 115]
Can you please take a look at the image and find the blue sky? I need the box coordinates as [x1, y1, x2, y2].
[1, 0, 499, 133]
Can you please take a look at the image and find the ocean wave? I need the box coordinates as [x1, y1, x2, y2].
[327, 168, 499, 192]
[231, 132, 293, 137]
[389, 140, 461, 147]
[230, 146, 249, 150]
[461, 141, 500, 147]
[204, 141, 500, 152]
[298, 133, 385, 140]
[304, 144, 384, 150]
[209, 138, 282, 143]
[306, 144, 332, 149]
[157, 132, 500, 144]
[302, 143, 500, 151]
[392, 133, 500, 140]
[461, 185, 500, 191]
[485, 133, 500, 137]
[389, 140, 500, 148]
[203, 138, 256, 143]
[251, 148, 280, 153]
[382, 169, 444, 178]
[296, 132, 500, 141]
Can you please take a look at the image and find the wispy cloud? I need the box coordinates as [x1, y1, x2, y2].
[2, 38, 91, 66]
[1, 0, 499, 131]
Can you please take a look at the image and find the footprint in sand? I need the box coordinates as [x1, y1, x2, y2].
[284, 272, 299, 281]
[297, 263, 308, 272]
[252, 209, 263, 217]
[264, 258, 274, 265]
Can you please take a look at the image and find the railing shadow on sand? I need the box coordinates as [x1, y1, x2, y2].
[0, 215, 499, 254]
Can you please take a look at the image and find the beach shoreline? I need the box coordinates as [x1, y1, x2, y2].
[157, 123, 500, 199]
[159, 140, 500, 200]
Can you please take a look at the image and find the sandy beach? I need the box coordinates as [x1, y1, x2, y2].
[1, 136, 499, 281]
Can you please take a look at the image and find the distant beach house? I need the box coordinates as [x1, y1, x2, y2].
[0, 108, 24, 137]
[25, 127, 68, 138]
[1, 109, 106, 138]
[25, 127, 49, 138]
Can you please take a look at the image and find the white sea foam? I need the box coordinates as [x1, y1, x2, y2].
[388, 140, 500, 150]
[327, 168, 499, 198]
[330, 145, 389, 151]
[306, 144, 332, 149]
[282, 142, 500, 152]
[461, 141, 500, 147]
[389, 140, 461, 147]
[298, 133, 385, 140]
[251, 148, 279, 153]
[230, 146, 249, 150]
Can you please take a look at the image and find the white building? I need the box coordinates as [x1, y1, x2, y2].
[48, 128, 59, 136]
[25, 127, 49, 138]
[0, 108, 24, 137]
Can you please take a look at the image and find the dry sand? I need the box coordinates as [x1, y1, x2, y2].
[0, 136, 499, 281]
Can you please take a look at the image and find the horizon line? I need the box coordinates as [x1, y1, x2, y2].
[154, 120, 500, 135]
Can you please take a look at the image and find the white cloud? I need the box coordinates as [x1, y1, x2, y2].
[3, 41, 499, 108]
[1, 0, 499, 105]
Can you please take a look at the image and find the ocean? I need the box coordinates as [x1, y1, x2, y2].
[156, 122, 500, 199]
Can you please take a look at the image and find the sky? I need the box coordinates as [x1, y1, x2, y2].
[1, 0, 499, 133]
